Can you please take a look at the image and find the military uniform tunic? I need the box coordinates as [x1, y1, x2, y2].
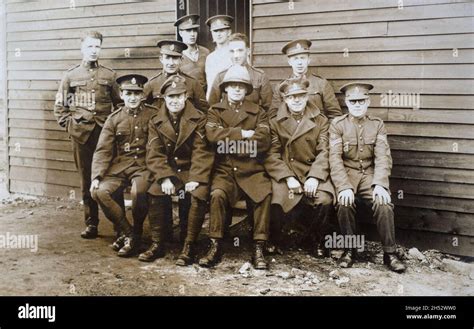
[181, 45, 210, 90]
[265, 103, 335, 214]
[146, 101, 214, 243]
[205, 100, 272, 241]
[54, 61, 120, 144]
[54, 60, 120, 227]
[329, 113, 396, 253]
[91, 103, 157, 238]
[270, 72, 342, 120]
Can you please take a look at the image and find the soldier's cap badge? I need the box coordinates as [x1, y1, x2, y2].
[116, 74, 148, 91]
[339, 82, 374, 100]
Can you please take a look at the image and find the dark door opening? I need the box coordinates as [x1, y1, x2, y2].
[177, 0, 250, 51]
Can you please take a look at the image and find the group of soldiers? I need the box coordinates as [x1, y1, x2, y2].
[54, 14, 406, 273]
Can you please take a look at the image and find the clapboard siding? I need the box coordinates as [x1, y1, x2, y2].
[1, 3, 5, 142]
[253, 2, 472, 27]
[0, 100, 4, 141]
[252, 0, 469, 16]
[5, 0, 175, 199]
[253, 34, 474, 54]
[7, 2, 166, 22]
[252, 0, 474, 255]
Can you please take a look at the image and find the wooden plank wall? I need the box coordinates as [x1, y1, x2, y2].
[5, 0, 175, 199]
[1, 2, 6, 141]
[251, 0, 474, 255]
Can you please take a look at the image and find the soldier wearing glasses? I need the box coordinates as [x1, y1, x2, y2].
[329, 82, 405, 273]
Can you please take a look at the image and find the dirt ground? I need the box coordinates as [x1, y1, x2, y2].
[0, 192, 472, 296]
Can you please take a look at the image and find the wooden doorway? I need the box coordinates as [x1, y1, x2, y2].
[177, 0, 250, 50]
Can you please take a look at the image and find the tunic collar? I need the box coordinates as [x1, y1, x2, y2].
[349, 114, 367, 124]
[228, 100, 243, 110]
[184, 45, 200, 61]
[291, 70, 308, 80]
[125, 104, 143, 116]
[82, 60, 99, 69]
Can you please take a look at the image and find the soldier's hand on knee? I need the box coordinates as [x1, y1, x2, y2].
[373, 185, 391, 205]
[161, 178, 175, 195]
[241, 129, 255, 139]
[185, 181, 199, 192]
[304, 177, 319, 198]
[286, 176, 302, 194]
[89, 179, 100, 195]
[338, 189, 354, 207]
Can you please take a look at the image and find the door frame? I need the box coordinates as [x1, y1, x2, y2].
[176, 0, 253, 64]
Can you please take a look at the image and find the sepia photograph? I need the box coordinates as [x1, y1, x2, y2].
[0, 0, 472, 326]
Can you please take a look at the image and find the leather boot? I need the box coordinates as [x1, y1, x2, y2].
[80, 225, 98, 239]
[138, 242, 165, 262]
[176, 242, 194, 266]
[252, 241, 268, 270]
[198, 238, 222, 268]
[383, 253, 406, 273]
[338, 249, 355, 268]
[312, 243, 330, 258]
[111, 234, 126, 252]
[117, 237, 138, 257]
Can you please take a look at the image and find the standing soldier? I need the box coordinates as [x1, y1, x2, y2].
[208, 33, 273, 111]
[329, 82, 405, 273]
[265, 79, 335, 257]
[200, 65, 272, 270]
[270, 39, 342, 120]
[140, 76, 213, 263]
[90, 74, 155, 257]
[144, 40, 208, 112]
[205, 15, 234, 100]
[54, 31, 121, 239]
[175, 14, 210, 90]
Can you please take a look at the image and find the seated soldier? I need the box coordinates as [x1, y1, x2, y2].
[265, 79, 335, 257]
[90, 74, 156, 257]
[140, 75, 213, 263]
[329, 82, 406, 273]
[200, 65, 272, 270]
